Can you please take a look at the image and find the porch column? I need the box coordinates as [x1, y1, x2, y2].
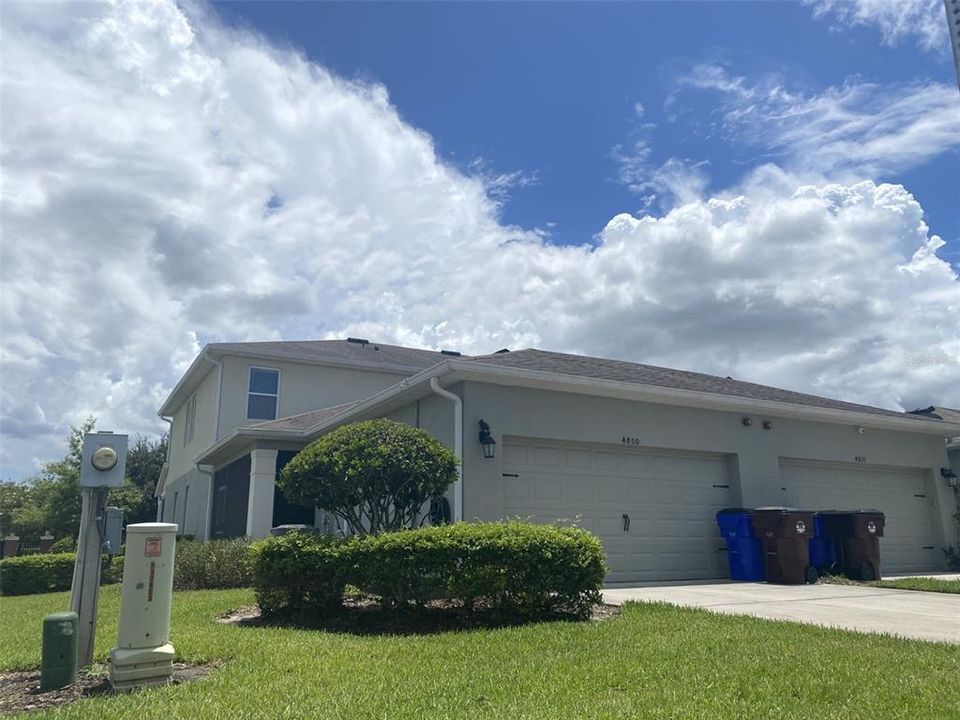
[246, 448, 278, 538]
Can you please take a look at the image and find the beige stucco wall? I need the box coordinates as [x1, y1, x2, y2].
[437, 382, 954, 562]
[160, 467, 211, 539]
[216, 355, 408, 441]
[167, 366, 219, 482]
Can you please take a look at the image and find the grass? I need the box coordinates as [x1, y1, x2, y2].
[2, 586, 959, 719]
[872, 578, 960, 594]
[822, 575, 960, 595]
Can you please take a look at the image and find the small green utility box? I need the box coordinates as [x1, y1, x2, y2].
[41, 611, 78, 691]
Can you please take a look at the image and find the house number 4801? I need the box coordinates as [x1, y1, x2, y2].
[854, 455, 867, 463]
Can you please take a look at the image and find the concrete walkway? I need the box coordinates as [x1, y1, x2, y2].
[603, 581, 960, 644]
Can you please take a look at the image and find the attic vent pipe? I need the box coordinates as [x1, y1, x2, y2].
[346, 337, 369, 345]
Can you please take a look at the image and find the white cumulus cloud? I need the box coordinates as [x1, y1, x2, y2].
[804, 0, 948, 52]
[1, 1, 958, 478]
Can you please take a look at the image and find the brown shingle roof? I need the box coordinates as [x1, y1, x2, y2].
[468, 349, 942, 423]
[245, 402, 360, 432]
[209, 339, 464, 372]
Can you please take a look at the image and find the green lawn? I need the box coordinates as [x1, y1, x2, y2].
[872, 577, 960, 594]
[2, 586, 959, 719]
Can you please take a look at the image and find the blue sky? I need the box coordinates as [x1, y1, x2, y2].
[1, 0, 958, 479]
[215, 1, 959, 261]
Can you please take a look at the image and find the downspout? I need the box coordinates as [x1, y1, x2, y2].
[156, 416, 173, 520]
[429, 377, 463, 522]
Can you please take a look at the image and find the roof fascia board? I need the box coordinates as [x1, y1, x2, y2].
[158, 348, 218, 417]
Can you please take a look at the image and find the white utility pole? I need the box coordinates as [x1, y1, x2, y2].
[70, 432, 128, 668]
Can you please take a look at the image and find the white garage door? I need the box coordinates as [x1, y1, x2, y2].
[502, 439, 736, 583]
[780, 459, 938, 573]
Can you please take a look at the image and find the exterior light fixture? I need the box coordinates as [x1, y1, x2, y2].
[478, 419, 496, 459]
[942, 467, 959, 488]
[762, 420, 773, 430]
[741, 417, 753, 427]
[856, 426, 865, 435]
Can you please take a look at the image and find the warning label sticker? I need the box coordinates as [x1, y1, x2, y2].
[145, 536, 162, 557]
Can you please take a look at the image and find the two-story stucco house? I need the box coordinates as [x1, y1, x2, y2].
[157, 338, 960, 584]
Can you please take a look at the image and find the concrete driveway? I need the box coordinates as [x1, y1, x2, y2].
[603, 579, 960, 644]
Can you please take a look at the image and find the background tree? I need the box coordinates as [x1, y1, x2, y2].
[278, 419, 458, 535]
[30, 417, 97, 540]
[112, 434, 168, 525]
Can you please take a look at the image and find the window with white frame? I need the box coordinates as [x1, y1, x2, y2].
[183, 395, 198, 447]
[247, 367, 280, 420]
[182, 485, 190, 534]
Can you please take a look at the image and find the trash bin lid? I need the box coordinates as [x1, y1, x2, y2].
[716, 507, 753, 515]
[816, 509, 883, 515]
[753, 506, 799, 513]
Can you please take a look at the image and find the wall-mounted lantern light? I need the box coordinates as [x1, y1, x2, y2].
[941, 467, 958, 488]
[478, 419, 496, 459]
[762, 420, 773, 430]
[741, 417, 753, 427]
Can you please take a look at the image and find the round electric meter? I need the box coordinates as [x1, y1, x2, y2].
[91, 447, 119, 471]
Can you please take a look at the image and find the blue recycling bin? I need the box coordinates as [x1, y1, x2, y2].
[716, 508, 765, 581]
[808, 512, 837, 572]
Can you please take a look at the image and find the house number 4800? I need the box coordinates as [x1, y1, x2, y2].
[854, 455, 867, 463]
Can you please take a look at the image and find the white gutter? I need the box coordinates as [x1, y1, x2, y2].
[430, 377, 463, 523]
[155, 416, 174, 499]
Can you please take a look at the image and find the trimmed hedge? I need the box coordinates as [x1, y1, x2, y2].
[173, 537, 254, 590]
[251, 522, 607, 618]
[250, 532, 350, 614]
[0, 552, 119, 596]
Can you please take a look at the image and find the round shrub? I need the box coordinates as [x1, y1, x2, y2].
[277, 419, 458, 535]
[50, 536, 77, 553]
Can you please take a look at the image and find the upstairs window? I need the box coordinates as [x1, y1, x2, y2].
[247, 367, 280, 420]
[183, 395, 197, 447]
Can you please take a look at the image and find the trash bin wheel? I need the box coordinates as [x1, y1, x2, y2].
[804, 566, 819, 584]
[858, 561, 876, 582]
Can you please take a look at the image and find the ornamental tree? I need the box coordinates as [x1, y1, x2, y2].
[277, 419, 459, 535]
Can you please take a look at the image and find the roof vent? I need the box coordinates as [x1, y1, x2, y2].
[494, 348, 510, 354]
[346, 337, 369, 346]
[440, 350, 461, 356]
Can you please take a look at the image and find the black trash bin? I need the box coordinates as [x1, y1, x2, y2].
[751, 507, 818, 585]
[817, 510, 885, 581]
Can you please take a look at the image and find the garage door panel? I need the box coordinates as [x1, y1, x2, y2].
[780, 460, 937, 574]
[502, 439, 735, 582]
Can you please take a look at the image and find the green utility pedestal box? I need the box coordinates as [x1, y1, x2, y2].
[41, 611, 78, 691]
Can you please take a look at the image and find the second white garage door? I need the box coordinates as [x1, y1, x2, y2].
[780, 459, 939, 573]
[501, 438, 736, 583]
